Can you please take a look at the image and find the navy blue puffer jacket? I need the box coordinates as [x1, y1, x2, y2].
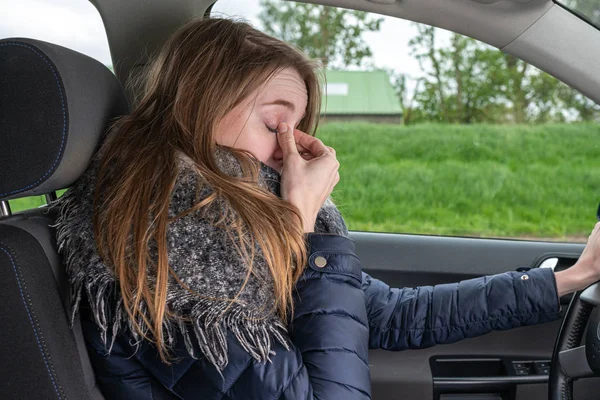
[81, 233, 562, 399]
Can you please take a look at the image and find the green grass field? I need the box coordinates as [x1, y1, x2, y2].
[9, 123, 599, 241]
[316, 122, 600, 240]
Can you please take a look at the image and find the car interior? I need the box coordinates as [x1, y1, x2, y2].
[1, 0, 600, 399]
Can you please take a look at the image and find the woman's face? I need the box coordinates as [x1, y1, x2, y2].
[214, 67, 308, 173]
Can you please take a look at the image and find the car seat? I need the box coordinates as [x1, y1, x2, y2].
[0, 37, 127, 399]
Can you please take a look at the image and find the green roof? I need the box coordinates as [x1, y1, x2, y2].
[321, 70, 402, 115]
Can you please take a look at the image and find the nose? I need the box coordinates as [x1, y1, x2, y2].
[271, 144, 284, 173]
[272, 144, 284, 162]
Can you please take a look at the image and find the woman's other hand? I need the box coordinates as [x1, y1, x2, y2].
[276, 122, 339, 233]
[555, 222, 600, 296]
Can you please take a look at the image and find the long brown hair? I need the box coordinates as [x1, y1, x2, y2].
[92, 17, 323, 362]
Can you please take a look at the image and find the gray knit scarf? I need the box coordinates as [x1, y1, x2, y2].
[49, 145, 348, 373]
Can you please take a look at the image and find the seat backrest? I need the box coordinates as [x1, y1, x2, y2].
[0, 38, 128, 399]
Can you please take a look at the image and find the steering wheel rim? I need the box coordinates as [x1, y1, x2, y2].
[549, 283, 600, 400]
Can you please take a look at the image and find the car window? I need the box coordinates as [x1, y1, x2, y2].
[556, 0, 600, 30]
[2, 0, 111, 213]
[213, 0, 600, 243]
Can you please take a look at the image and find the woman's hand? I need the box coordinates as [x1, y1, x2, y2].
[276, 122, 339, 233]
[555, 222, 600, 296]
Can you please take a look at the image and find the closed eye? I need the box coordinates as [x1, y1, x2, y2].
[266, 124, 278, 134]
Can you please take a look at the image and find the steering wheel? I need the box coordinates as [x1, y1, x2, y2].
[549, 282, 600, 399]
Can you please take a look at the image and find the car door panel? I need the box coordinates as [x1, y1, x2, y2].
[349, 231, 600, 400]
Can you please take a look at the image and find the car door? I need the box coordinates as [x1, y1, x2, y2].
[353, 231, 600, 399]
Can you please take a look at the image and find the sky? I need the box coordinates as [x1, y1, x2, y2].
[0, 0, 445, 80]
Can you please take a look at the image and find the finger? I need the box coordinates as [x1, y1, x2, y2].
[293, 128, 329, 157]
[590, 223, 599, 239]
[276, 122, 299, 157]
[293, 129, 323, 153]
[328, 160, 340, 185]
[295, 141, 311, 154]
[299, 151, 315, 160]
[326, 146, 336, 157]
[328, 170, 340, 195]
[283, 128, 312, 154]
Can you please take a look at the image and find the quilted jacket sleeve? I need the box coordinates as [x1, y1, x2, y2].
[363, 267, 563, 351]
[278, 233, 371, 400]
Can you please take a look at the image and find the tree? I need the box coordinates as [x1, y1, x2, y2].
[258, 1, 383, 68]
[406, 24, 600, 124]
[384, 68, 423, 125]
[408, 27, 506, 124]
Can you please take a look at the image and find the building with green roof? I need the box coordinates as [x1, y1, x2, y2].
[321, 70, 402, 124]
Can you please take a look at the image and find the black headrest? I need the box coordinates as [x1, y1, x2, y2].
[0, 38, 128, 201]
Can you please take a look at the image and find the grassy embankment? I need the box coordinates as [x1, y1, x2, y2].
[317, 122, 599, 241]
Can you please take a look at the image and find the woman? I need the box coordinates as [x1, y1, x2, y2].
[53, 17, 600, 399]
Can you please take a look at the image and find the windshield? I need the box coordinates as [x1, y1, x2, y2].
[556, 0, 600, 29]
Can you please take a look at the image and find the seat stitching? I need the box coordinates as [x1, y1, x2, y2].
[0, 243, 65, 398]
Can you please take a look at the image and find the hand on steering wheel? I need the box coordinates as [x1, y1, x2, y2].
[549, 222, 600, 400]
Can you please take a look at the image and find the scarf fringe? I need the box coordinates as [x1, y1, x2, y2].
[48, 186, 291, 373]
